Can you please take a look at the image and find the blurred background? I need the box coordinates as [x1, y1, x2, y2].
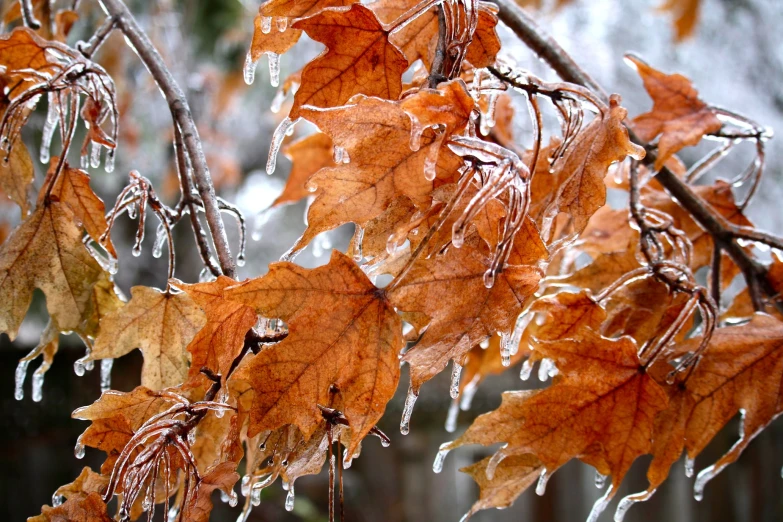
[1, 0, 782, 520]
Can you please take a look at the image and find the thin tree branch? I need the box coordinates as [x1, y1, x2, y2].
[97, 0, 237, 278]
[19, 0, 40, 30]
[77, 15, 117, 59]
[494, 0, 775, 311]
[428, 6, 448, 88]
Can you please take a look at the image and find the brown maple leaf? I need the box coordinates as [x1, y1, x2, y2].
[173, 276, 257, 387]
[225, 250, 402, 457]
[289, 4, 408, 118]
[182, 461, 240, 522]
[464, 8, 501, 68]
[89, 286, 206, 390]
[30, 492, 112, 522]
[459, 454, 543, 519]
[52, 467, 109, 505]
[0, 200, 102, 338]
[628, 54, 721, 171]
[0, 137, 33, 216]
[389, 238, 542, 392]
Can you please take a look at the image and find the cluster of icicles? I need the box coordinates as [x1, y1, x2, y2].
[243, 17, 284, 87]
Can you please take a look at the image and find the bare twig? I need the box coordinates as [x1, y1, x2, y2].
[428, 6, 448, 88]
[98, 0, 236, 278]
[494, 0, 777, 312]
[77, 16, 117, 59]
[19, 0, 40, 30]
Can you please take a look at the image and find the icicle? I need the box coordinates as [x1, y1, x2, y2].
[459, 376, 479, 411]
[538, 358, 554, 382]
[485, 446, 508, 480]
[251, 486, 262, 506]
[343, 448, 354, 469]
[74, 434, 85, 459]
[452, 225, 465, 248]
[268, 53, 280, 87]
[432, 442, 452, 473]
[167, 505, 180, 522]
[693, 464, 721, 501]
[40, 99, 58, 164]
[399, 386, 418, 435]
[450, 361, 462, 399]
[80, 149, 90, 169]
[276, 17, 288, 31]
[479, 338, 490, 349]
[445, 399, 459, 433]
[15, 359, 32, 400]
[353, 227, 364, 262]
[409, 118, 425, 152]
[270, 87, 287, 113]
[519, 359, 534, 380]
[267, 117, 297, 174]
[684, 455, 695, 477]
[127, 201, 137, 219]
[52, 493, 64, 507]
[152, 222, 167, 259]
[423, 148, 438, 181]
[499, 332, 512, 367]
[90, 141, 101, 169]
[261, 16, 272, 33]
[32, 367, 45, 402]
[614, 489, 656, 522]
[285, 483, 295, 511]
[594, 471, 608, 489]
[243, 52, 258, 85]
[535, 468, 550, 496]
[105, 149, 115, 173]
[228, 490, 238, 507]
[484, 93, 499, 130]
[586, 486, 613, 522]
[220, 490, 230, 503]
[333, 145, 345, 164]
[73, 352, 91, 377]
[241, 475, 251, 497]
[132, 243, 142, 257]
[215, 387, 229, 418]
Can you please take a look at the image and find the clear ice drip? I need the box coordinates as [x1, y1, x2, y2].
[684, 456, 695, 477]
[243, 52, 258, 85]
[90, 141, 101, 169]
[535, 468, 550, 495]
[538, 358, 554, 382]
[268, 53, 280, 87]
[261, 16, 272, 34]
[40, 94, 58, 164]
[267, 117, 297, 174]
[152, 222, 167, 259]
[499, 332, 512, 367]
[594, 471, 607, 489]
[251, 486, 262, 506]
[445, 399, 459, 433]
[449, 361, 462, 399]
[276, 17, 288, 31]
[519, 359, 534, 380]
[613, 489, 656, 522]
[32, 367, 45, 402]
[586, 486, 613, 522]
[14, 359, 30, 400]
[399, 386, 418, 435]
[74, 434, 85, 459]
[432, 442, 451, 473]
[285, 483, 295, 511]
[105, 149, 115, 173]
[485, 446, 508, 480]
[52, 493, 64, 507]
[459, 376, 479, 411]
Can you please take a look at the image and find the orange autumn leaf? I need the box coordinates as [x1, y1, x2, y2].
[173, 276, 257, 386]
[182, 461, 240, 522]
[30, 492, 112, 522]
[89, 287, 206, 390]
[390, 239, 541, 392]
[296, 94, 461, 249]
[0, 138, 33, 216]
[271, 132, 335, 208]
[460, 454, 543, 518]
[372, 0, 437, 67]
[446, 328, 668, 515]
[464, 7, 501, 68]
[0, 200, 102, 338]
[290, 4, 408, 117]
[225, 250, 403, 457]
[628, 54, 721, 171]
[546, 96, 645, 235]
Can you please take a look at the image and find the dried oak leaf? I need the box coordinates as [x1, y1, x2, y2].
[528, 290, 606, 342]
[290, 4, 408, 118]
[547, 95, 645, 234]
[628, 54, 721, 170]
[0, 200, 102, 338]
[448, 328, 668, 509]
[89, 287, 206, 390]
[225, 250, 402, 457]
[53, 467, 109, 503]
[44, 159, 116, 257]
[272, 132, 335, 208]
[460, 454, 543, 519]
[29, 492, 112, 522]
[173, 276, 257, 387]
[0, 138, 33, 216]
[464, 8, 501, 68]
[389, 238, 542, 392]
[0, 28, 56, 92]
[296, 94, 461, 248]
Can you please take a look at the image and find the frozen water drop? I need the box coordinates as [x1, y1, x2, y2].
[132, 243, 142, 257]
[127, 202, 137, 220]
[684, 456, 695, 477]
[90, 141, 101, 169]
[586, 486, 613, 522]
[14, 359, 29, 400]
[40, 108, 57, 164]
[167, 505, 179, 522]
[220, 490, 230, 503]
[267, 117, 297, 174]
[237, 253, 246, 267]
[423, 149, 437, 181]
[243, 52, 258, 85]
[32, 369, 44, 402]
[52, 493, 63, 507]
[80, 150, 89, 169]
[535, 468, 550, 496]
[459, 376, 479, 411]
[445, 399, 459, 433]
[152, 223, 166, 259]
[485, 446, 508, 480]
[483, 269, 495, 289]
[74, 435, 85, 459]
[594, 471, 607, 489]
[142, 496, 151, 511]
[105, 149, 115, 173]
[261, 16, 272, 34]
[285, 484, 295, 511]
[251, 486, 262, 506]
[270, 87, 286, 114]
[613, 489, 656, 522]
[450, 361, 462, 399]
[538, 358, 553, 382]
[268, 53, 280, 87]
[452, 226, 464, 248]
[229, 490, 238, 507]
[277, 17, 288, 31]
[693, 464, 720, 502]
[400, 386, 418, 435]
[73, 358, 86, 377]
[499, 332, 512, 367]
[432, 442, 451, 473]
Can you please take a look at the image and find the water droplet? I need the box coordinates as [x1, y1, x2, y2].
[499, 332, 512, 367]
[74, 435, 85, 459]
[40, 101, 57, 164]
[450, 361, 462, 399]
[483, 269, 496, 289]
[220, 490, 230, 503]
[432, 442, 451, 473]
[51, 493, 63, 507]
[127, 202, 137, 219]
[80, 150, 89, 169]
[243, 52, 258, 85]
[267, 117, 297, 174]
[229, 490, 238, 507]
[132, 243, 142, 257]
[276, 17, 288, 31]
[251, 486, 262, 506]
[538, 358, 554, 382]
[423, 148, 437, 181]
[188, 429, 196, 445]
[452, 226, 464, 248]
[400, 386, 418, 435]
[285, 484, 295, 511]
[333, 145, 345, 164]
[14, 359, 30, 400]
